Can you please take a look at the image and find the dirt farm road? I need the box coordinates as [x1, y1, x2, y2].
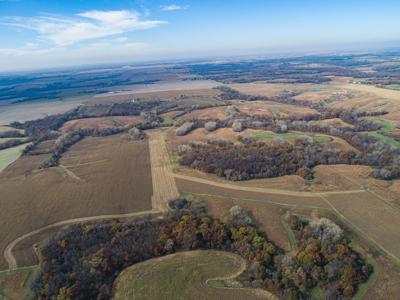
[148, 131, 180, 211]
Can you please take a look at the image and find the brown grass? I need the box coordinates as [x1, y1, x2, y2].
[60, 115, 144, 132]
[331, 83, 400, 127]
[179, 106, 228, 121]
[308, 118, 354, 128]
[228, 82, 318, 98]
[0, 134, 152, 269]
[232, 100, 319, 119]
[167, 127, 239, 151]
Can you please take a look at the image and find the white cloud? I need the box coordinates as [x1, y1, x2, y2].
[3, 10, 166, 46]
[161, 4, 188, 11]
[0, 41, 162, 71]
[113, 37, 129, 43]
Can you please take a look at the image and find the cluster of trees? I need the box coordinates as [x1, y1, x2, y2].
[271, 214, 371, 299]
[0, 130, 25, 138]
[128, 127, 146, 140]
[11, 113, 73, 137]
[40, 132, 84, 168]
[179, 139, 359, 180]
[175, 121, 195, 136]
[0, 138, 30, 150]
[176, 100, 400, 179]
[32, 201, 370, 300]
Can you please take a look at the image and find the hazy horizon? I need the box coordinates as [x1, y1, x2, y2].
[1, 0, 400, 72]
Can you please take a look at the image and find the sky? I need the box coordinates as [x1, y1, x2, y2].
[0, 0, 400, 72]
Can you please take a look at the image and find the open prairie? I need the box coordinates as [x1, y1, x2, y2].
[112, 250, 274, 300]
[331, 82, 400, 126]
[232, 100, 319, 118]
[0, 134, 152, 269]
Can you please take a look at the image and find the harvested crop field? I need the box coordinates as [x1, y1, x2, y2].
[175, 177, 329, 209]
[0, 134, 152, 269]
[363, 255, 400, 300]
[324, 191, 400, 261]
[112, 250, 273, 300]
[174, 166, 310, 191]
[60, 115, 144, 132]
[89, 88, 220, 105]
[311, 165, 380, 190]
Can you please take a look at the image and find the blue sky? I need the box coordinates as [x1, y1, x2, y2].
[0, 0, 400, 71]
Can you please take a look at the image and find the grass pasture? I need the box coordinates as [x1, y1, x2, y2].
[0, 266, 37, 300]
[0, 143, 30, 172]
[112, 250, 273, 300]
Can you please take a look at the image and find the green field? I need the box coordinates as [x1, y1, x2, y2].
[366, 132, 400, 149]
[112, 250, 270, 300]
[279, 215, 297, 251]
[381, 84, 400, 91]
[160, 117, 173, 126]
[0, 143, 29, 172]
[250, 132, 330, 143]
[369, 119, 396, 132]
[0, 266, 37, 300]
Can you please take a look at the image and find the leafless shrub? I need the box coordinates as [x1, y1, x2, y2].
[175, 122, 194, 136]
